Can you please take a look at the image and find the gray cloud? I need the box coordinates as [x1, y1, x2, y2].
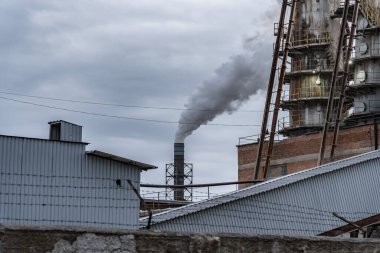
[0, 0, 278, 193]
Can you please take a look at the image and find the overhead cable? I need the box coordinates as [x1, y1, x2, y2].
[0, 91, 262, 113]
[0, 96, 260, 127]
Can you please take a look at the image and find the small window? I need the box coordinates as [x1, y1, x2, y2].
[267, 164, 287, 179]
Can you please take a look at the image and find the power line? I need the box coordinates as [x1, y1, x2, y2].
[0, 91, 263, 113]
[0, 96, 260, 127]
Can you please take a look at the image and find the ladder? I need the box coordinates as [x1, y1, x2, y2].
[330, 0, 361, 160]
[318, 0, 357, 165]
[255, 0, 298, 179]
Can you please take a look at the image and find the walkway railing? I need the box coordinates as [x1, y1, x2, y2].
[291, 59, 334, 72]
[282, 86, 332, 102]
[278, 115, 324, 132]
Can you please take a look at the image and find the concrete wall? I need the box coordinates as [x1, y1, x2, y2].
[238, 124, 379, 188]
[1, 225, 380, 253]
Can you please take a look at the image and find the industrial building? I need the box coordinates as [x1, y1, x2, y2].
[0, 120, 156, 229]
[142, 149, 380, 236]
[238, 0, 380, 186]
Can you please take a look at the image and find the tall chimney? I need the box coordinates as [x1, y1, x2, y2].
[174, 142, 185, 201]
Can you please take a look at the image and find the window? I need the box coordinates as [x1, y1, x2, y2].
[267, 164, 287, 179]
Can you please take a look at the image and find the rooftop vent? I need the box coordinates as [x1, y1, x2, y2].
[49, 120, 82, 142]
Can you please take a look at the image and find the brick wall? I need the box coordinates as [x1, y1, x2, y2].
[238, 124, 379, 189]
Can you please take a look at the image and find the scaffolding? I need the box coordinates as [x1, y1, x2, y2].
[165, 163, 193, 201]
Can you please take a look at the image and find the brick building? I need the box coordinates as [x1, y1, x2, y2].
[238, 0, 380, 189]
[238, 123, 379, 189]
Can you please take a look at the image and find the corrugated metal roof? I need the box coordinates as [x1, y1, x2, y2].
[0, 134, 89, 145]
[141, 150, 380, 235]
[87, 150, 157, 170]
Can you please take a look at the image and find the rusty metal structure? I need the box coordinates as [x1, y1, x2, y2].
[254, 0, 290, 179]
[327, 0, 362, 161]
[320, 0, 380, 164]
[318, 0, 351, 165]
[278, 0, 342, 138]
[263, 0, 298, 178]
[255, 0, 380, 177]
[256, 0, 342, 178]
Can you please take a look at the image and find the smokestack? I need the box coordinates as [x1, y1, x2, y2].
[174, 142, 185, 201]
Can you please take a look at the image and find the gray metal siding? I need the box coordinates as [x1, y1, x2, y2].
[60, 121, 82, 142]
[0, 136, 140, 229]
[0, 136, 23, 224]
[82, 156, 140, 229]
[147, 151, 380, 236]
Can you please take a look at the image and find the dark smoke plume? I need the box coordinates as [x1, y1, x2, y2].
[175, 36, 272, 142]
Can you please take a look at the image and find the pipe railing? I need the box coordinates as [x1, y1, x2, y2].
[282, 86, 337, 101]
[238, 133, 282, 146]
[291, 59, 334, 72]
[278, 115, 325, 132]
[291, 30, 332, 47]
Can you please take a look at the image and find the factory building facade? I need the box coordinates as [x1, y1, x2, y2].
[0, 120, 156, 229]
[143, 150, 380, 236]
[238, 123, 380, 187]
[238, 0, 380, 186]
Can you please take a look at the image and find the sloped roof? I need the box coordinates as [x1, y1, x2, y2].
[141, 150, 380, 235]
[87, 150, 157, 170]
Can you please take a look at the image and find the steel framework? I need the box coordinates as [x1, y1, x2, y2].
[165, 163, 193, 201]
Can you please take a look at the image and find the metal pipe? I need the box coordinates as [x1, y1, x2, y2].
[330, 0, 361, 160]
[174, 142, 185, 201]
[318, 0, 350, 166]
[254, 0, 289, 180]
[332, 212, 366, 233]
[375, 118, 378, 150]
[263, 0, 298, 179]
[141, 180, 264, 188]
[127, 180, 153, 229]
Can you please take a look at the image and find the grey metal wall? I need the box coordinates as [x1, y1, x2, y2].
[0, 136, 140, 229]
[83, 155, 140, 228]
[147, 152, 380, 236]
[59, 121, 82, 142]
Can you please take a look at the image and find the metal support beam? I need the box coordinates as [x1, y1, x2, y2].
[318, 0, 350, 166]
[332, 212, 366, 234]
[128, 180, 153, 229]
[330, 0, 361, 160]
[374, 117, 378, 150]
[254, 0, 289, 179]
[141, 180, 263, 188]
[263, 0, 297, 179]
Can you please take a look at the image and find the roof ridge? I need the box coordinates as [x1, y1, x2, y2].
[142, 149, 380, 226]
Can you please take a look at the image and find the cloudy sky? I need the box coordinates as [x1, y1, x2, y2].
[0, 0, 279, 198]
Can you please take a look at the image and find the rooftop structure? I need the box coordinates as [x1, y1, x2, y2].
[0, 120, 156, 229]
